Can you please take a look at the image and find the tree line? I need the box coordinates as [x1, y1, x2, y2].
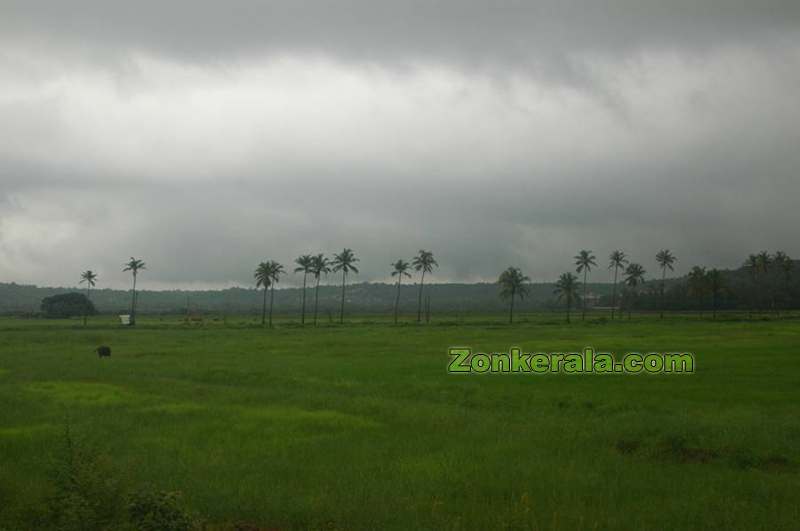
[68, 248, 795, 325]
[497, 249, 794, 323]
[77, 250, 439, 327]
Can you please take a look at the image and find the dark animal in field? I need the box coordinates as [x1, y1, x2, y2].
[96, 345, 111, 358]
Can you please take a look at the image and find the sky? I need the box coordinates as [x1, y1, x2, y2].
[1, 1, 799, 289]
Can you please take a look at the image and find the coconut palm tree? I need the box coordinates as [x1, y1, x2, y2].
[412, 250, 438, 323]
[706, 268, 724, 320]
[554, 272, 579, 323]
[294, 254, 314, 325]
[608, 250, 628, 320]
[254, 261, 272, 326]
[498, 267, 530, 324]
[574, 250, 597, 321]
[331, 248, 359, 324]
[391, 259, 412, 325]
[122, 257, 146, 325]
[310, 254, 331, 326]
[266, 260, 285, 328]
[687, 266, 707, 317]
[79, 270, 98, 326]
[623, 263, 646, 319]
[655, 249, 676, 319]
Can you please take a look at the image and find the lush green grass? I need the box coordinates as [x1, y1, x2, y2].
[1, 315, 799, 530]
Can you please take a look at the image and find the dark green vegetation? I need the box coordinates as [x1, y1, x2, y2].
[3, 255, 797, 320]
[2, 281, 613, 317]
[1, 315, 798, 530]
[0, 266, 794, 319]
[40, 292, 96, 319]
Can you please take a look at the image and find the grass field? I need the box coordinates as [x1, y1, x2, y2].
[1, 314, 799, 530]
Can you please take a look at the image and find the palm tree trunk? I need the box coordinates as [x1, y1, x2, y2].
[426, 295, 431, 323]
[566, 297, 571, 323]
[611, 266, 618, 320]
[339, 270, 346, 324]
[84, 285, 90, 326]
[782, 276, 790, 318]
[314, 277, 321, 326]
[628, 291, 633, 320]
[261, 286, 267, 325]
[582, 270, 587, 320]
[712, 291, 717, 320]
[130, 274, 137, 326]
[417, 271, 426, 323]
[394, 276, 402, 325]
[269, 284, 275, 328]
[659, 268, 666, 319]
[300, 273, 307, 325]
[509, 289, 515, 324]
[758, 277, 763, 316]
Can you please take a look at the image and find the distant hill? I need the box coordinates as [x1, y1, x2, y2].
[0, 281, 615, 316]
[4, 260, 797, 316]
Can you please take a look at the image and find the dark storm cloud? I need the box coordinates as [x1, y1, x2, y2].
[1, 1, 800, 288]
[2, 0, 799, 65]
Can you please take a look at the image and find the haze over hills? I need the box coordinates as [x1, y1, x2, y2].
[5, 257, 798, 317]
[5, 262, 796, 316]
[1, 280, 612, 316]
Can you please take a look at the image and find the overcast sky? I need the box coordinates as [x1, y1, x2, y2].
[1, 1, 799, 289]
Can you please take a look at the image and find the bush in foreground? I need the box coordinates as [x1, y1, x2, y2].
[35, 424, 198, 531]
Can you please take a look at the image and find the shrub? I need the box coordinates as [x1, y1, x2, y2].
[40, 425, 125, 531]
[128, 488, 196, 531]
[32, 424, 201, 530]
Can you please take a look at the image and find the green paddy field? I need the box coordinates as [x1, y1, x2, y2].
[0, 314, 798, 530]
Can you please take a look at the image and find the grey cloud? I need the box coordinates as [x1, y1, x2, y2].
[2, 1, 799, 67]
[1, 1, 799, 289]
